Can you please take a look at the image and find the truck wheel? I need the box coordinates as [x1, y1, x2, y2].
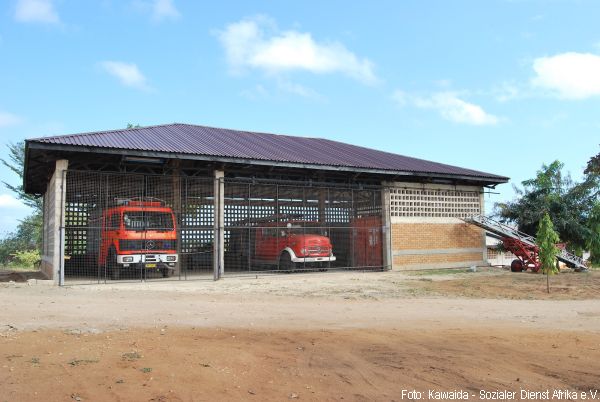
[108, 249, 120, 280]
[510, 259, 523, 272]
[278, 252, 296, 272]
[162, 267, 172, 278]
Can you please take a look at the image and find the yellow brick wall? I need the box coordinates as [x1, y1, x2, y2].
[391, 221, 485, 269]
[392, 222, 482, 250]
[393, 252, 483, 266]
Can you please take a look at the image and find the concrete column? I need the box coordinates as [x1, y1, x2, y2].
[213, 170, 225, 280]
[480, 187, 488, 264]
[41, 159, 68, 284]
[381, 183, 392, 270]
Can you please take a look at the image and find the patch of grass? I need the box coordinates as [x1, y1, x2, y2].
[5, 354, 23, 361]
[29, 357, 40, 364]
[121, 351, 142, 361]
[140, 367, 153, 373]
[404, 268, 469, 276]
[68, 358, 99, 366]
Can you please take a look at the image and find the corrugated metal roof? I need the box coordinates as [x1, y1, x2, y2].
[28, 123, 508, 181]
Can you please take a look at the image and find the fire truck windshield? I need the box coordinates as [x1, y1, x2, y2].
[287, 226, 328, 236]
[123, 212, 174, 231]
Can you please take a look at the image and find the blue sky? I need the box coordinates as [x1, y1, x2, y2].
[1, 0, 599, 235]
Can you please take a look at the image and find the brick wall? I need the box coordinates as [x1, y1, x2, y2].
[391, 219, 485, 269]
[389, 182, 486, 270]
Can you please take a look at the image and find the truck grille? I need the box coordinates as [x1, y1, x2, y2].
[119, 240, 177, 251]
[307, 246, 329, 254]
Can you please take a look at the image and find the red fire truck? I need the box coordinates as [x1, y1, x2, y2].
[95, 198, 178, 279]
[226, 217, 336, 271]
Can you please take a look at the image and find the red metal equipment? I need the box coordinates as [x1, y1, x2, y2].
[502, 238, 540, 272]
[463, 215, 588, 273]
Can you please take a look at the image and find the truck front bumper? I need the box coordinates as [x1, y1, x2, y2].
[291, 255, 336, 263]
[117, 254, 178, 265]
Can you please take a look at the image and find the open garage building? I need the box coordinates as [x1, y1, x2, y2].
[23, 123, 508, 284]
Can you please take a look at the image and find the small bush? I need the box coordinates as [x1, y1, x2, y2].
[8, 249, 41, 269]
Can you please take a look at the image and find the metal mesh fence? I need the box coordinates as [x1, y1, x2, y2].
[63, 170, 214, 284]
[222, 179, 384, 275]
[62, 170, 385, 284]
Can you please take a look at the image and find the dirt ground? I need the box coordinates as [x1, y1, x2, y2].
[1, 268, 600, 401]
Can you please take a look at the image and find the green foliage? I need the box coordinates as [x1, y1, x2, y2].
[0, 142, 43, 266]
[585, 147, 600, 175]
[8, 249, 41, 269]
[496, 160, 599, 251]
[587, 202, 600, 265]
[0, 213, 43, 265]
[536, 213, 560, 275]
[0, 142, 42, 212]
[126, 123, 141, 129]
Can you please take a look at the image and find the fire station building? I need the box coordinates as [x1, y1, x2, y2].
[23, 123, 508, 284]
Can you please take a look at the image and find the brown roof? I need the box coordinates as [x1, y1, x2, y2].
[28, 123, 508, 184]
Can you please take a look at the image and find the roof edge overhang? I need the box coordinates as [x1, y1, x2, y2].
[24, 141, 510, 194]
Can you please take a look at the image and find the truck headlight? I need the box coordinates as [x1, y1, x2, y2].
[123, 256, 134, 263]
[300, 248, 306, 255]
[167, 255, 176, 261]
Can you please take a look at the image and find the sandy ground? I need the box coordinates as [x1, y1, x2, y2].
[1, 268, 600, 401]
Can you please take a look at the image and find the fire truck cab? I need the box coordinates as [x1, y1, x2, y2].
[96, 198, 178, 279]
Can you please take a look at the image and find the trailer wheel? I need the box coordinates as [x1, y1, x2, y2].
[510, 259, 523, 272]
[108, 249, 120, 280]
[278, 252, 296, 272]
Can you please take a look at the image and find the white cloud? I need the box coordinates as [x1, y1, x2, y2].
[217, 16, 377, 84]
[151, 0, 180, 21]
[240, 84, 269, 101]
[532, 52, 600, 99]
[393, 90, 499, 126]
[14, 0, 60, 24]
[0, 194, 26, 209]
[276, 80, 322, 99]
[0, 111, 22, 128]
[492, 82, 522, 102]
[100, 61, 151, 91]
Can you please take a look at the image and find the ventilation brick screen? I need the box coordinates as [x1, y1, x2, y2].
[390, 188, 481, 218]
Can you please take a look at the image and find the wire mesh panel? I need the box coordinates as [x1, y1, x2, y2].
[64, 171, 145, 283]
[180, 177, 214, 279]
[63, 170, 214, 284]
[63, 169, 384, 284]
[222, 179, 385, 275]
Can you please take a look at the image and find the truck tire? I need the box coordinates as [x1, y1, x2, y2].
[108, 249, 120, 280]
[510, 259, 523, 273]
[278, 251, 296, 272]
[162, 266, 173, 278]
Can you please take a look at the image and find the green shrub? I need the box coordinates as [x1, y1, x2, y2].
[8, 249, 41, 269]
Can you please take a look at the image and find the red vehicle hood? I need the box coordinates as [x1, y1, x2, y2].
[289, 235, 331, 247]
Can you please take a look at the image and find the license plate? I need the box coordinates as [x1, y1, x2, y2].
[145, 263, 157, 268]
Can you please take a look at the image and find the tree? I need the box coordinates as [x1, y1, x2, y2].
[536, 213, 560, 293]
[585, 148, 600, 175]
[1, 142, 42, 212]
[495, 160, 598, 253]
[0, 142, 42, 265]
[587, 202, 600, 266]
[0, 214, 42, 263]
